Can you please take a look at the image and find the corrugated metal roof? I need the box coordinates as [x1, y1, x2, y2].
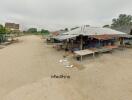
[52, 27, 127, 41]
[62, 27, 126, 36]
[53, 34, 78, 41]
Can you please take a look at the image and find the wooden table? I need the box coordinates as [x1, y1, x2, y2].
[89, 47, 112, 53]
[74, 49, 95, 61]
[105, 45, 118, 49]
[97, 47, 112, 53]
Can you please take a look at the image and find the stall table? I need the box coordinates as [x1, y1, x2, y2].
[74, 49, 95, 61]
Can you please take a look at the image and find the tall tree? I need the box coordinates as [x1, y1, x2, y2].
[71, 27, 79, 30]
[103, 25, 110, 28]
[27, 28, 37, 33]
[64, 28, 68, 31]
[111, 14, 132, 28]
[41, 29, 49, 35]
[130, 29, 132, 35]
[0, 24, 6, 34]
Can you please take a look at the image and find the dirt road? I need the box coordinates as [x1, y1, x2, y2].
[0, 35, 71, 99]
[0, 35, 132, 100]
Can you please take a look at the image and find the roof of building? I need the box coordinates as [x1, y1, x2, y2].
[53, 34, 78, 41]
[51, 30, 68, 36]
[53, 27, 127, 41]
[63, 26, 126, 36]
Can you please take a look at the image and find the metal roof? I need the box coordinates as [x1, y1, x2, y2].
[53, 34, 78, 41]
[62, 27, 126, 36]
[53, 27, 127, 41]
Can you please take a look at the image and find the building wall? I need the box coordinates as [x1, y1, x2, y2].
[5, 23, 19, 30]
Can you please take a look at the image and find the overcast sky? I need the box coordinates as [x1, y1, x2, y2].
[0, 0, 132, 31]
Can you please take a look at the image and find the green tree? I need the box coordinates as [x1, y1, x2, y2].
[0, 24, 6, 34]
[130, 29, 132, 35]
[0, 24, 7, 43]
[111, 14, 132, 28]
[71, 27, 79, 30]
[41, 29, 49, 35]
[27, 28, 37, 33]
[64, 28, 68, 31]
[103, 25, 110, 28]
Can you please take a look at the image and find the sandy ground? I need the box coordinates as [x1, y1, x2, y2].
[0, 35, 132, 100]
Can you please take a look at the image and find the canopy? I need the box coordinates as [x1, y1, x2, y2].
[62, 27, 126, 36]
[52, 27, 127, 41]
[53, 34, 79, 41]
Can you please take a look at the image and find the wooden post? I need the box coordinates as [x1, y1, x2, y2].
[80, 35, 83, 61]
[122, 37, 125, 50]
[99, 39, 101, 47]
[93, 52, 95, 58]
[81, 55, 82, 62]
[80, 35, 83, 50]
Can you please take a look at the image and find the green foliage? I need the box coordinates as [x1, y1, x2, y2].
[111, 14, 132, 28]
[0, 24, 6, 34]
[103, 25, 110, 28]
[41, 29, 49, 35]
[27, 28, 37, 33]
[71, 27, 79, 30]
[64, 28, 68, 31]
[130, 29, 132, 35]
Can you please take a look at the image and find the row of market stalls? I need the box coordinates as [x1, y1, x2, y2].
[51, 27, 132, 61]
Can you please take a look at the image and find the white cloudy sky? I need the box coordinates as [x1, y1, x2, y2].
[0, 0, 132, 31]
